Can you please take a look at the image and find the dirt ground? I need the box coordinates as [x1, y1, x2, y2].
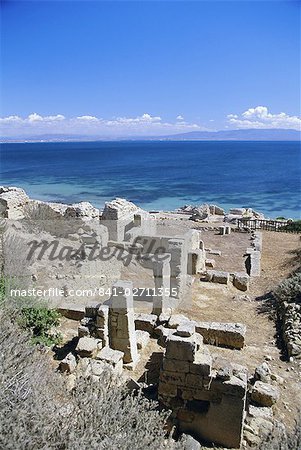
[58, 225, 301, 432]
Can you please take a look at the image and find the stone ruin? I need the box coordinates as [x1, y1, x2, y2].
[158, 322, 247, 448]
[1, 186, 280, 448]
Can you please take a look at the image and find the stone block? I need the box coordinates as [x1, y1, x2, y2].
[251, 381, 280, 407]
[59, 352, 77, 374]
[205, 259, 216, 268]
[136, 330, 150, 349]
[163, 358, 190, 373]
[190, 349, 212, 376]
[78, 325, 90, 338]
[208, 249, 221, 256]
[168, 314, 191, 329]
[233, 272, 250, 291]
[134, 313, 158, 335]
[248, 405, 273, 419]
[176, 321, 195, 337]
[165, 334, 197, 362]
[76, 337, 99, 358]
[186, 373, 203, 389]
[212, 271, 229, 284]
[158, 381, 178, 397]
[254, 362, 271, 383]
[195, 322, 246, 349]
[160, 370, 186, 386]
[155, 325, 176, 347]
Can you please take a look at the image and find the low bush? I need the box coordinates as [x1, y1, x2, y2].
[0, 301, 180, 450]
[19, 305, 62, 346]
[273, 272, 301, 305]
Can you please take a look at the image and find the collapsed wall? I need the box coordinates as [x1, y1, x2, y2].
[158, 322, 247, 448]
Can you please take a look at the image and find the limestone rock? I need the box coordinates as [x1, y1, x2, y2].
[205, 259, 216, 268]
[251, 381, 280, 407]
[134, 313, 158, 335]
[181, 434, 202, 450]
[248, 405, 273, 419]
[59, 352, 77, 374]
[195, 322, 246, 349]
[136, 330, 150, 349]
[0, 186, 29, 219]
[168, 314, 191, 329]
[95, 346, 124, 375]
[254, 362, 271, 383]
[76, 337, 99, 358]
[190, 204, 210, 221]
[209, 205, 225, 216]
[78, 325, 90, 338]
[176, 321, 195, 338]
[64, 202, 100, 219]
[233, 272, 250, 291]
[165, 334, 198, 362]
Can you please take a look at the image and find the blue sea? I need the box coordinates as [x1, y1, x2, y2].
[0, 140, 300, 218]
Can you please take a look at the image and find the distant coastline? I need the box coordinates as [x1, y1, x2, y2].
[1, 128, 300, 143]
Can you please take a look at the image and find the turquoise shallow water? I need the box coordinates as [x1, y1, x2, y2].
[0, 140, 300, 218]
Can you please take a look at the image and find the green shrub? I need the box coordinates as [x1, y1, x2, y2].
[19, 306, 62, 346]
[281, 220, 301, 233]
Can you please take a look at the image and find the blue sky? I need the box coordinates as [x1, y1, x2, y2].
[1, 0, 300, 136]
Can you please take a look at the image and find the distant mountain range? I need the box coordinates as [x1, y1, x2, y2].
[162, 128, 301, 141]
[1, 128, 300, 143]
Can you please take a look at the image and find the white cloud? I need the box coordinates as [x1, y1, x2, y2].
[0, 112, 204, 137]
[176, 115, 184, 121]
[76, 115, 100, 122]
[227, 106, 301, 130]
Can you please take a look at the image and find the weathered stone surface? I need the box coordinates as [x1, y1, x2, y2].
[205, 259, 215, 268]
[190, 348, 212, 376]
[136, 330, 150, 349]
[248, 405, 273, 419]
[59, 352, 77, 374]
[176, 322, 195, 337]
[209, 205, 225, 216]
[109, 281, 139, 366]
[90, 359, 108, 377]
[208, 249, 221, 256]
[95, 304, 109, 346]
[233, 272, 250, 291]
[165, 334, 197, 362]
[246, 250, 261, 277]
[159, 331, 247, 448]
[78, 325, 90, 338]
[76, 337, 99, 358]
[64, 202, 100, 219]
[254, 362, 271, 383]
[155, 325, 176, 347]
[96, 346, 124, 376]
[163, 358, 190, 373]
[212, 270, 229, 284]
[57, 306, 85, 321]
[168, 314, 191, 329]
[251, 381, 280, 407]
[190, 204, 210, 221]
[181, 433, 202, 450]
[134, 313, 158, 335]
[195, 322, 246, 349]
[0, 186, 29, 219]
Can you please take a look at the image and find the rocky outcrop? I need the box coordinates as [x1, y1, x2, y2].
[0, 186, 29, 219]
